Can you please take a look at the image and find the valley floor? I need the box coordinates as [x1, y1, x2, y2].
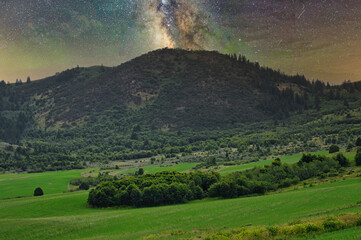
[1, 176, 361, 239]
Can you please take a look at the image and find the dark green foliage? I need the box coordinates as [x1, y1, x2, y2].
[334, 153, 349, 167]
[79, 182, 90, 190]
[125, 184, 142, 207]
[300, 154, 327, 164]
[356, 137, 361, 147]
[34, 187, 43, 196]
[356, 217, 361, 226]
[87, 181, 117, 207]
[208, 181, 239, 198]
[137, 168, 144, 175]
[329, 145, 340, 154]
[346, 143, 354, 152]
[272, 158, 281, 166]
[88, 171, 218, 208]
[355, 148, 361, 166]
[322, 218, 344, 232]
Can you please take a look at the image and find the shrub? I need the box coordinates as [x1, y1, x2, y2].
[335, 153, 350, 167]
[346, 143, 354, 152]
[305, 223, 321, 233]
[356, 137, 361, 147]
[272, 158, 281, 166]
[208, 182, 234, 198]
[322, 217, 344, 231]
[79, 182, 90, 190]
[267, 226, 279, 236]
[329, 145, 340, 154]
[356, 217, 361, 226]
[34, 187, 44, 196]
[355, 151, 361, 166]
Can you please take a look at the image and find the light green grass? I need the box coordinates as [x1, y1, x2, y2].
[0, 170, 83, 199]
[308, 227, 361, 240]
[343, 152, 357, 162]
[1, 177, 361, 239]
[118, 162, 198, 175]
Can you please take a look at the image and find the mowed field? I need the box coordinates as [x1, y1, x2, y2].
[1, 176, 361, 239]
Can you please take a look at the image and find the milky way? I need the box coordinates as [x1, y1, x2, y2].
[138, 0, 217, 50]
[0, 0, 361, 83]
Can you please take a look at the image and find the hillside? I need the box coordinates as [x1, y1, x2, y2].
[11, 48, 312, 129]
[1, 48, 361, 171]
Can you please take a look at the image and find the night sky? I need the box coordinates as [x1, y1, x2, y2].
[1, 0, 361, 83]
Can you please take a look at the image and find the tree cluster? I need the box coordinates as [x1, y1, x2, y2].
[88, 154, 346, 208]
[88, 171, 219, 207]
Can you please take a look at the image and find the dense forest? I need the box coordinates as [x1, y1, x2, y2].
[1, 49, 361, 172]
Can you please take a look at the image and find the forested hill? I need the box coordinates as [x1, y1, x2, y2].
[3, 48, 316, 131]
[1, 48, 361, 171]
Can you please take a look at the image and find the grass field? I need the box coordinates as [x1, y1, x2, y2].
[1, 176, 361, 239]
[312, 227, 361, 240]
[0, 170, 83, 199]
[1, 151, 359, 239]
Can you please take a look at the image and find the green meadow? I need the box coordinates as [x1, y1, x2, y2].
[1, 176, 361, 239]
[312, 227, 361, 240]
[0, 170, 83, 199]
[0, 150, 360, 239]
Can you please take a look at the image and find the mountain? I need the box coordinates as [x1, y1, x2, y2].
[1, 48, 361, 171]
[12, 48, 311, 130]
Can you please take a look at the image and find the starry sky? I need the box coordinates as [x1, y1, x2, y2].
[1, 0, 361, 83]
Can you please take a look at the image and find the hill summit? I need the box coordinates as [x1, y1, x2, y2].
[15, 48, 310, 130]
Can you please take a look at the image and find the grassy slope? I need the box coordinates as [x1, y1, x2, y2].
[312, 227, 361, 240]
[1, 177, 361, 239]
[0, 170, 83, 199]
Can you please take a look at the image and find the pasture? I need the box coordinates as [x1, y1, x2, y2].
[1, 177, 361, 239]
[0, 170, 83, 199]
